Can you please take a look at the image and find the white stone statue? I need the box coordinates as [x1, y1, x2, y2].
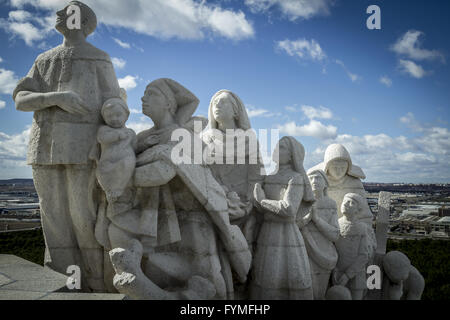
[302, 169, 339, 300]
[106, 78, 251, 300]
[309, 144, 370, 222]
[201, 90, 264, 252]
[250, 136, 314, 300]
[93, 98, 137, 203]
[381, 251, 425, 300]
[332, 193, 374, 300]
[13, 1, 121, 292]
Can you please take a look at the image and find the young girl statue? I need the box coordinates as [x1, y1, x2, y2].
[250, 136, 315, 300]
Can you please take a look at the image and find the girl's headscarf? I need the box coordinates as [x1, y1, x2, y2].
[280, 136, 315, 203]
[207, 90, 251, 130]
[145, 78, 199, 126]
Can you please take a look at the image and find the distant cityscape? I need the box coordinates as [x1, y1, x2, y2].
[1, 179, 449, 239]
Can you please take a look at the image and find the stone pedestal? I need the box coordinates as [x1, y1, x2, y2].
[0, 255, 125, 300]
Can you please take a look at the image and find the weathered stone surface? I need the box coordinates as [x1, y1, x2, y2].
[0, 255, 125, 300]
[0, 254, 67, 298]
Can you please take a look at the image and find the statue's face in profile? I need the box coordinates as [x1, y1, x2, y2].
[212, 93, 235, 126]
[309, 173, 325, 192]
[341, 195, 359, 220]
[274, 139, 291, 165]
[328, 159, 348, 180]
[141, 87, 167, 121]
[55, 5, 71, 35]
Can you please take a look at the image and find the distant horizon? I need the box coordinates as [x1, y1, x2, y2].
[0, 177, 449, 186]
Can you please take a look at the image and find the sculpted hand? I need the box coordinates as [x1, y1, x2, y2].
[297, 212, 312, 228]
[253, 183, 265, 203]
[56, 91, 89, 115]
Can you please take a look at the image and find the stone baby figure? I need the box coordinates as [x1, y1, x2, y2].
[96, 98, 136, 202]
[250, 136, 315, 300]
[332, 193, 373, 300]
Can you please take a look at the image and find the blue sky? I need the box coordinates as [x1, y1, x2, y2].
[0, 0, 449, 183]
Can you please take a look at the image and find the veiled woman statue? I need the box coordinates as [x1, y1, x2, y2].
[309, 144, 369, 221]
[201, 90, 264, 248]
[250, 136, 315, 300]
[201, 90, 264, 298]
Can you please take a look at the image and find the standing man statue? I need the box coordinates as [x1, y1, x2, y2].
[13, 1, 121, 292]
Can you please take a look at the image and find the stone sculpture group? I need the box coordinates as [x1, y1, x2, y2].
[13, 1, 424, 300]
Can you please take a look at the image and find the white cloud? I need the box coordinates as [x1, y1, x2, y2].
[9, 0, 254, 41]
[335, 59, 361, 82]
[379, 76, 392, 87]
[0, 57, 3, 63]
[112, 37, 131, 49]
[0, 67, 20, 95]
[285, 105, 298, 112]
[277, 120, 337, 140]
[301, 105, 333, 120]
[111, 57, 126, 69]
[245, 105, 277, 118]
[0, 126, 32, 178]
[245, 0, 333, 21]
[126, 116, 153, 134]
[400, 112, 422, 132]
[118, 75, 138, 90]
[0, 126, 29, 163]
[396, 152, 436, 164]
[0, 8, 54, 46]
[277, 38, 326, 61]
[398, 59, 427, 79]
[0, 101, 6, 110]
[8, 21, 43, 46]
[391, 30, 445, 62]
[308, 113, 450, 182]
[8, 10, 32, 22]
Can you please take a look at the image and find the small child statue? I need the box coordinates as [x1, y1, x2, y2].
[96, 97, 137, 203]
[332, 192, 373, 300]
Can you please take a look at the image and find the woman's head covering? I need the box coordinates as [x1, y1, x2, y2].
[307, 168, 329, 196]
[309, 143, 366, 179]
[144, 78, 199, 125]
[280, 136, 315, 203]
[207, 90, 251, 130]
